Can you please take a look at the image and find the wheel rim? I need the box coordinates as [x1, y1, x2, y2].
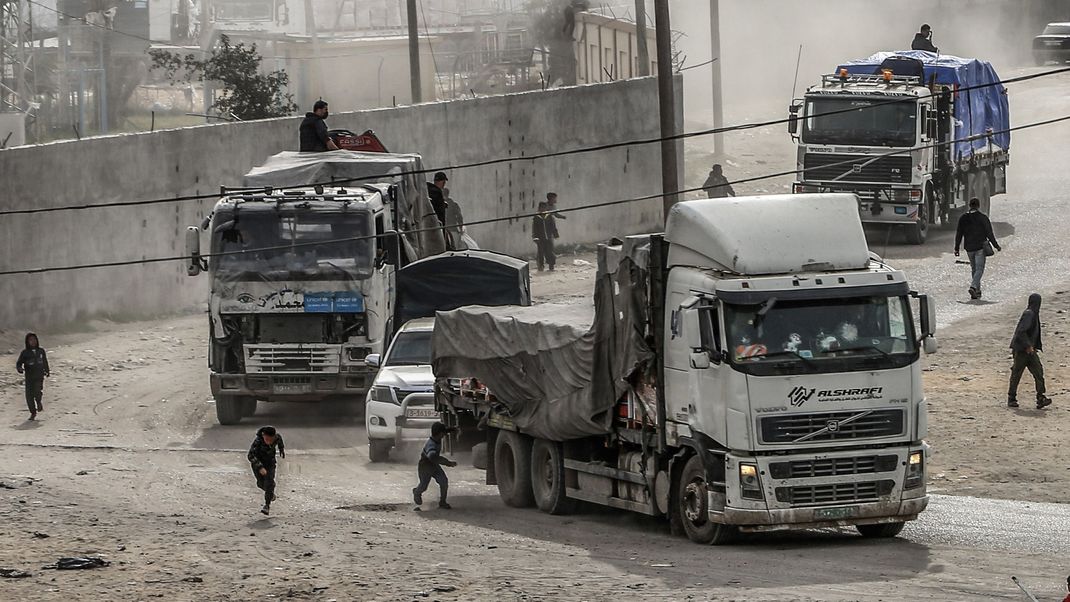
[683, 479, 707, 525]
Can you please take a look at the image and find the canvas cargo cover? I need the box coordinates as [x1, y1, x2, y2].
[432, 237, 656, 441]
[242, 151, 445, 259]
[837, 51, 1010, 160]
[395, 250, 531, 326]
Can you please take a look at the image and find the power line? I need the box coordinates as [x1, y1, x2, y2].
[3, 112, 1068, 276]
[4, 64, 1068, 218]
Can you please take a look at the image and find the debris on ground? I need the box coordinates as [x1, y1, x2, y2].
[0, 568, 32, 578]
[42, 556, 110, 570]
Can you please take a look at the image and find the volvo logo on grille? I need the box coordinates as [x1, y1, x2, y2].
[826, 420, 841, 432]
[788, 386, 816, 407]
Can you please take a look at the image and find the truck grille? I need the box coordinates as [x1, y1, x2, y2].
[760, 410, 905, 443]
[776, 480, 894, 506]
[769, 455, 898, 479]
[803, 154, 912, 184]
[244, 345, 340, 373]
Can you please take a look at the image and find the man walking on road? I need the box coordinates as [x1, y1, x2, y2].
[248, 426, 286, 515]
[702, 164, 735, 199]
[954, 198, 1001, 300]
[15, 333, 49, 421]
[412, 422, 457, 511]
[1008, 293, 1052, 409]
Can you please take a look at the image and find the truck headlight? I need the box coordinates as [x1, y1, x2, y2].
[370, 385, 396, 404]
[905, 451, 924, 489]
[739, 463, 764, 500]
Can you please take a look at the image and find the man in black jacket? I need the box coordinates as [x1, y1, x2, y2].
[954, 198, 1001, 299]
[412, 422, 457, 511]
[911, 24, 939, 53]
[16, 333, 49, 421]
[532, 202, 556, 271]
[248, 426, 286, 515]
[1008, 293, 1052, 409]
[299, 100, 339, 152]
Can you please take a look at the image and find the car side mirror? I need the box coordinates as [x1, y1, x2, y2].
[365, 353, 381, 368]
[186, 226, 203, 276]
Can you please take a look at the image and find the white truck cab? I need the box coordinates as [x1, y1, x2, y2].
[365, 317, 439, 462]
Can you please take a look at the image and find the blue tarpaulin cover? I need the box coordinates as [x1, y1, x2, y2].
[837, 51, 1010, 160]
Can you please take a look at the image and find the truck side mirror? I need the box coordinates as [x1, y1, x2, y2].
[918, 294, 936, 338]
[186, 226, 203, 276]
[788, 102, 802, 137]
[380, 231, 400, 266]
[923, 336, 938, 355]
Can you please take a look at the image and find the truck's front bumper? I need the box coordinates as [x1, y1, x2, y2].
[723, 496, 928, 532]
[211, 371, 374, 401]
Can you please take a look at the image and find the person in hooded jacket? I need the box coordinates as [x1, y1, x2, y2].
[299, 100, 339, 152]
[248, 426, 286, 515]
[1008, 293, 1053, 409]
[15, 333, 49, 420]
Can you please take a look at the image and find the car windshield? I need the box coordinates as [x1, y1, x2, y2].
[803, 97, 918, 147]
[211, 209, 374, 282]
[385, 331, 432, 366]
[1043, 25, 1070, 35]
[724, 295, 918, 375]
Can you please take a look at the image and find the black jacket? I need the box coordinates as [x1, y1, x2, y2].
[427, 183, 447, 225]
[911, 34, 938, 53]
[1011, 294, 1043, 352]
[248, 429, 285, 471]
[702, 173, 735, 198]
[955, 210, 999, 253]
[16, 333, 49, 379]
[299, 113, 330, 152]
[532, 214, 551, 240]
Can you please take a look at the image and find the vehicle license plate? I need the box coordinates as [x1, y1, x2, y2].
[405, 407, 439, 419]
[815, 506, 859, 520]
[275, 384, 312, 394]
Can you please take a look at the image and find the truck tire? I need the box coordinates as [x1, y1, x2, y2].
[530, 439, 573, 515]
[677, 455, 738, 545]
[903, 203, 927, 245]
[494, 430, 534, 508]
[215, 395, 243, 425]
[856, 521, 906, 539]
[368, 439, 392, 463]
[240, 397, 257, 417]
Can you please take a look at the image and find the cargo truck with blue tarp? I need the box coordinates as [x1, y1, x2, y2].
[788, 51, 1010, 244]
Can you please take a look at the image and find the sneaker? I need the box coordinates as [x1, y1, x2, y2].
[412, 488, 423, 506]
[1007, 399, 1019, 408]
[1037, 396, 1053, 409]
[36, 405, 43, 412]
[438, 501, 452, 510]
[413, 506, 423, 512]
[968, 287, 978, 299]
[29, 412, 36, 421]
[260, 504, 270, 516]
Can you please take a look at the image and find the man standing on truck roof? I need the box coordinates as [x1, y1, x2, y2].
[702, 164, 735, 199]
[443, 187, 466, 250]
[427, 172, 449, 226]
[911, 24, 939, 53]
[954, 198, 1001, 300]
[1008, 293, 1053, 410]
[299, 100, 339, 152]
[412, 422, 457, 511]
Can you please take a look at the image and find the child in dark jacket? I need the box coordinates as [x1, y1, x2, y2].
[412, 422, 457, 510]
[248, 426, 285, 515]
[15, 333, 50, 420]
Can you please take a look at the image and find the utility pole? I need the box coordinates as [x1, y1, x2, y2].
[709, 0, 724, 156]
[654, 0, 678, 222]
[406, 0, 421, 104]
[303, 0, 324, 104]
[634, 0, 649, 76]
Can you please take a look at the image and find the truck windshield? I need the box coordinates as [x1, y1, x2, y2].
[385, 331, 432, 366]
[211, 210, 374, 282]
[724, 295, 918, 376]
[803, 97, 917, 147]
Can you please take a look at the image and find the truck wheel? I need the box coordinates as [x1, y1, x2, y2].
[530, 439, 573, 515]
[240, 397, 257, 417]
[215, 395, 243, 425]
[368, 439, 392, 463]
[494, 430, 534, 508]
[856, 522, 906, 539]
[903, 203, 927, 245]
[677, 455, 738, 545]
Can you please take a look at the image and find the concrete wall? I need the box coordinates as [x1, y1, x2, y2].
[0, 76, 680, 330]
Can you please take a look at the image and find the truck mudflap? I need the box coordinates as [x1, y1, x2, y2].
[715, 495, 928, 533]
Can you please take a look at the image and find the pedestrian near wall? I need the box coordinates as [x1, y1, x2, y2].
[546, 192, 564, 249]
[412, 422, 457, 511]
[532, 202, 556, 272]
[954, 197, 1001, 300]
[1007, 293, 1052, 409]
[248, 425, 286, 515]
[15, 333, 49, 421]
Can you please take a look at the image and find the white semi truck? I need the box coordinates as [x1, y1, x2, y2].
[433, 194, 935, 543]
[789, 51, 1010, 244]
[185, 151, 445, 424]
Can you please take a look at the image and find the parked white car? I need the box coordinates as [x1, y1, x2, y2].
[364, 318, 440, 462]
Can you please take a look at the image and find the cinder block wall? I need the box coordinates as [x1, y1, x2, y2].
[0, 76, 680, 330]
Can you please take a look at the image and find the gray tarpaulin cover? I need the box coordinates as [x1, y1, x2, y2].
[243, 151, 446, 259]
[432, 237, 655, 441]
